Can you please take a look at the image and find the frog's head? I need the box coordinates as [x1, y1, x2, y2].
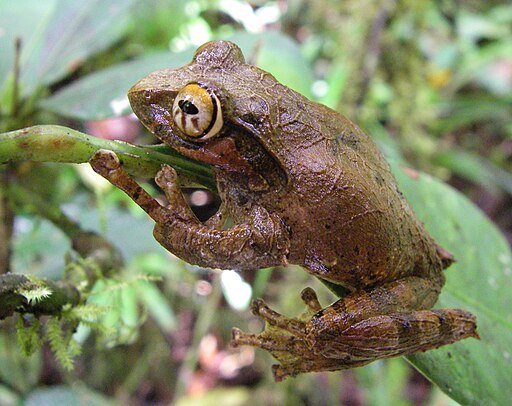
[128, 40, 286, 192]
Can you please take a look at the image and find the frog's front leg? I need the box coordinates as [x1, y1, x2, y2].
[89, 150, 289, 270]
[232, 280, 478, 381]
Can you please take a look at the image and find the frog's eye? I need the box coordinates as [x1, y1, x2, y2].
[172, 83, 223, 140]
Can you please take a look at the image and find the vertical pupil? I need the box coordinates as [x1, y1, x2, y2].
[178, 99, 199, 115]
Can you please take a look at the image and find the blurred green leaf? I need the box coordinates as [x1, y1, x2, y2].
[434, 148, 512, 197]
[136, 282, 177, 333]
[12, 217, 69, 280]
[226, 31, 315, 98]
[174, 387, 250, 406]
[319, 58, 348, 109]
[87, 279, 140, 347]
[129, 0, 188, 48]
[356, 359, 410, 406]
[0, 334, 42, 394]
[457, 10, 510, 43]
[450, 42, 512, 94]
[0, 385, 19, 406]
[40, 50, 194, 120]
[437, 94, 512, 132]
[42, 32, 314, 120]
[24, 385, 115, 406]
[391, 162, 512, 405]
[0, 0, 135, 102]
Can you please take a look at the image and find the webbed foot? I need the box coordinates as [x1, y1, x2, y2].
[231, 287, 478, 381]
[231, 288, 364, 381]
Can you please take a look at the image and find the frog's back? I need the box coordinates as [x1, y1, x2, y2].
[190, 43, 447, 290]
[263, 88, 445, 290]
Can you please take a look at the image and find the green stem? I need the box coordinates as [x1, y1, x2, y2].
[0, 125, 216, 190]
[11, 38, 22, 118]
[7, 183, 82, 239]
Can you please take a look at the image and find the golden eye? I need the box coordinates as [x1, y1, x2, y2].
[172, 83, 223, 140]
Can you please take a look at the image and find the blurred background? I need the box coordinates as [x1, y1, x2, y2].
[0, 1, 511, 405]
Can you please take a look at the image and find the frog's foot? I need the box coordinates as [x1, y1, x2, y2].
[231, 288, 479, 382]
[231, 288, 362, 381]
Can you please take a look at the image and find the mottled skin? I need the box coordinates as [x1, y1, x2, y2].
[89, 41, 478, 381]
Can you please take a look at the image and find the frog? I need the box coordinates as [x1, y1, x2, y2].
[89, 40, 478, 381]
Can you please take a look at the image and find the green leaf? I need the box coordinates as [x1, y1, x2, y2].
[434, 148, 512, 197]
[226, 31, 315, 99]
[436, 94, 512, 132]
[0, 0, 135, 101]
[24, 385, 114, 406]
[174, 387, 250, 406]
[0, 334, 42, 393]
[136, 282, 177, 333]
[450, 41, 512, 95]
[40, 50, 194, 120]
[391, 162, 512, 405]
[46, 317, 81, 371]
[41, 32, 314, 120]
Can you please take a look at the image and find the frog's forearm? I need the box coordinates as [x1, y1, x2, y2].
[154, 221, 283, 270]
[153, 165, 289, 268]
[90, 150, 289, 270]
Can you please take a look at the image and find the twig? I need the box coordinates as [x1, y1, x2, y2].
[11, 38, 22, 117]
[354, 3, 394, 114]
[7, 182, 82, 239]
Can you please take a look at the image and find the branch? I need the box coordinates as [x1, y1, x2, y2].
[0, 229, 124, 318]
[0, 124, 216, 317]
[354, 4, 393, 113]
[0, 274, 80, 319]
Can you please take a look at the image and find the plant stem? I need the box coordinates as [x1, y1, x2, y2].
[7, 183, 82, 239]
[11, 38, 22, 118]
[0, 125, 216, 190]
[0, 172, 14, 274]
[6, 181, 123, 280]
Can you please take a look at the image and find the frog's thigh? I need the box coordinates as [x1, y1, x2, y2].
[313, 276, 443, 333]
[309, 308, 477, 361]
[306, 276, 478, 360]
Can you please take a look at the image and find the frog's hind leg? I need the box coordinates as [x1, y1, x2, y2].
[308, 308, 478, 362]
[232, 280, 478, 381]
[305, 275, 479, 361]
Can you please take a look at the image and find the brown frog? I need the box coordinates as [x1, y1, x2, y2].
[89, 40, 478, 381]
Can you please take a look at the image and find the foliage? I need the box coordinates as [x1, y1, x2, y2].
[0, 0, 511, 405]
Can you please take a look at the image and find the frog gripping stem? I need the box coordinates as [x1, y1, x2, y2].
[102, 41, 479, 381]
